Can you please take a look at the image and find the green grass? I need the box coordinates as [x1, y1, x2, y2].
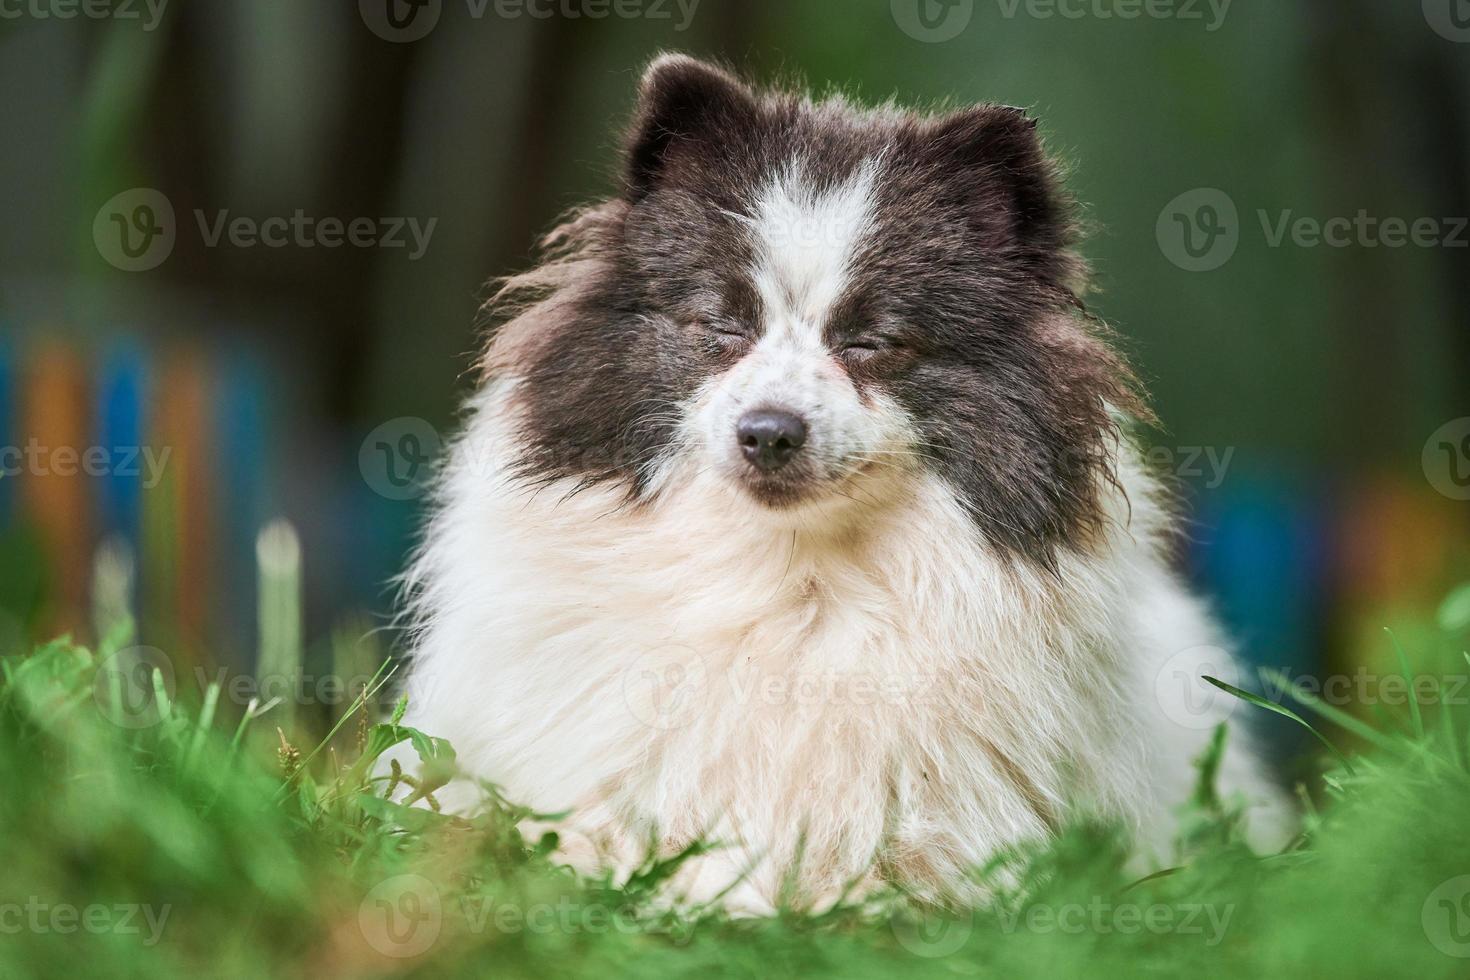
[3, 598, 1470, 979]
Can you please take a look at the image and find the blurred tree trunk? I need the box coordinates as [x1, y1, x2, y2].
[1306, 0, 1470, 454]
[143, 3, 423, 424]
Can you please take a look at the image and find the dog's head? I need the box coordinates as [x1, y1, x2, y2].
[491, 55, 1140, 565]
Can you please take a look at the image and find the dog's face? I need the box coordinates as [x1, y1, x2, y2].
[676, 155, 910, 511]
[498, 55, 1137, 565]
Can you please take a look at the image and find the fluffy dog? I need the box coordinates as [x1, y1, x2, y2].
[393, 54, 1291, 911]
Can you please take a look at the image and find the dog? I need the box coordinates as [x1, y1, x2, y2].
[392, 54, 1292, 912]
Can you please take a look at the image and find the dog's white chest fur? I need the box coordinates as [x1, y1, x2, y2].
[396, 384, 1288, 908]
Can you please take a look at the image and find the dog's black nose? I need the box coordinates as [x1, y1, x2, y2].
[737, 409, 807, 472]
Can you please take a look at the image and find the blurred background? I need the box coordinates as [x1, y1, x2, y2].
[0, 0, 1466, 764]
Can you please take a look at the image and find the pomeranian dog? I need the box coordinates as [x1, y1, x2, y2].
[393, 54, 1291, 911]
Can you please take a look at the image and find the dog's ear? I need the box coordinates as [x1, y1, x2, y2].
[922, 104, 1072, 278]
[624, 54, 756, 201]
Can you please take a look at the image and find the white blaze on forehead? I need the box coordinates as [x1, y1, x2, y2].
[742, 158, 881, 343]
[700, 158, 889, 469]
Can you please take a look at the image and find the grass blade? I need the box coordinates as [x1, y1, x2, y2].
[1203, 675, 1354, 774]
[1384, 628, 1423, 739]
